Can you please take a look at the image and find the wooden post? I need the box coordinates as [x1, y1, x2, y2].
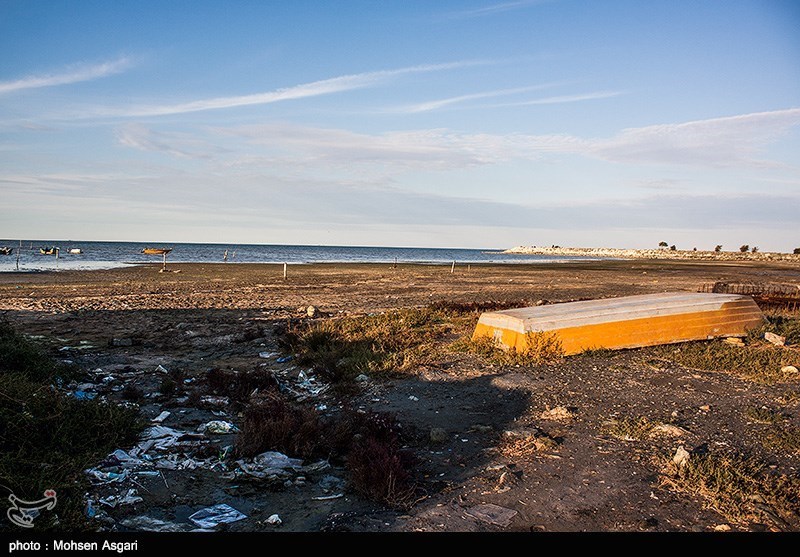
[16, 240, 21, 271]
[162, 252, 167, 271]
[283, 262, 287, 280]
[451, 260, 455, 274]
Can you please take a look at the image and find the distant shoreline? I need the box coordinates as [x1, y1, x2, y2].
[503, 245, 800, 263]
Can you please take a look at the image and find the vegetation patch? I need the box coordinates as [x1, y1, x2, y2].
[278, 307, 474, 387]
[660, 449, 800, 530]
[603, 416, 658, 441]
[235, 394, 417, 508]
[465, 331, 564, 367]
[645, 341, 799, 384]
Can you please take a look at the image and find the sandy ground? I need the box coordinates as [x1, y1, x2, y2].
[1, 259, 799, 532]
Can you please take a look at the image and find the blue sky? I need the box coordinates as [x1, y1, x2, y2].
[1, 0, 798, 250]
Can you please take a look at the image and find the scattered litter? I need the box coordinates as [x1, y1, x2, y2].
[266, 514, 282, 526]
[464, 503, 518, 528]
[316, 404, 327, 412]
[183, 378, 195, 384]
[259, 351, 278, 359]
[540, 406, 574, 421]
[673, 446, 691, 468]
[85, 499, 97, 519]
[408, 395, 419, 402]
[152, 411, 171, 423]
[714, 524, 732, 532]
[764, 332, 786, 346]
[312, 493, 344, 501]
[121, 516, 190, 532]
[355, 374, 369, 383]
[69, 390, 97, 400]
[699, 405, 711, 412]
[276, 356, 293, 363]
[86, 468, 129, 484]
[724, 337, 744, 346]
[200, 420, 239, 434]
[105, 449, 147, 469]
[155, 365, 168, 374]
[200, 395, 230, 406]
[781, 366, 798, 374]
[99, 489, 143, 508]
[188, 503, 247, 529]
[235, 451, 307, 480]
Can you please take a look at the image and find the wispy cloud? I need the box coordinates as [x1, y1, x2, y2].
[487, 90, 624, 107]
[397, 83, 562, 113]
[448, 0, 552, 19]
[0, 57, 133, 94]
[97, 61, 484, 118]
[588, 107, 800, 167]
[115, 123, 222, 159]
[118, 108, 800, 177]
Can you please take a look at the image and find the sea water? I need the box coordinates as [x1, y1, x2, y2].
[0, 240, 595, 272]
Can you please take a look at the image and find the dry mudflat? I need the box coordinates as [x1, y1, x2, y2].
[1, 259, 799, 532]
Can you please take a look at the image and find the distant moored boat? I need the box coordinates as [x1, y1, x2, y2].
[39, 247, 58, 255]
[141, 247, 173, 255]
[0, 247, 12, 255]
[68, 248, 82, 254]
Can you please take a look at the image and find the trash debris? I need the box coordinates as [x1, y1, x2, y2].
[312, 494, 343, 501]
[85, 468, 129, 484]
[464, 503, 518, 527]
[188, 503, 247, 529]
[152, 411, 171, 423]
[121, 516, 191, 532]
[764, 332, 786, 346]
[200, 395, 230, 407]
[259, 351, 278, 359]
[155, 365, 168, 374]
[315, 404, 327, 412]
[69, 390, 97, 400]
[85, 499, 97, 519]
[699, 405, 711, 412]
[266, 514, 282, 525]
[673, 446, 691, 468]
[355, 374, 369, 383]
[540, 406, 574, 421]
[724, 337, 744, 346]
[714, 524, 732, 532]
[276, 356, 293, 363]
[105, 449, 147, 469]
[99, 488, 143, 508]
[781, 365, 799, 374]
[200, 420, 239, 434]
[408, 395, 419, 402]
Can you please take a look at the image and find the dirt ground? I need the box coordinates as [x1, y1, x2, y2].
[1, 259, 799, 532]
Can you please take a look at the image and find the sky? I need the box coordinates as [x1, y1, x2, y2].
[1, 0, 798, 251]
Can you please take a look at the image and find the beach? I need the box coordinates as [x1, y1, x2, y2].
[2, 259, 799, 532]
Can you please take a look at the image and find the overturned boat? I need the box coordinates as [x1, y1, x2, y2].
[473, 292, 765, 356]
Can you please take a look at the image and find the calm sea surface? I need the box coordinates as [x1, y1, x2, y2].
[0, 240, 597, 272]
